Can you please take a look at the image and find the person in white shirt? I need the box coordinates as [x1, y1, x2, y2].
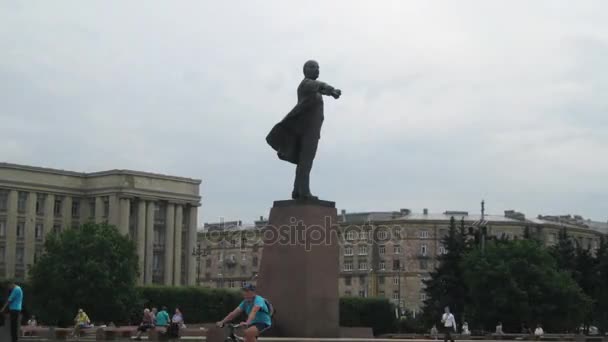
[441, 306, 457, 342]
[534, 324, 544, 341]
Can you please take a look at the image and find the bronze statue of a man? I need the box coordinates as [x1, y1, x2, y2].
[266, 60, 341, 200]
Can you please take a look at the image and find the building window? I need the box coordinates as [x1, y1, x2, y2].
[439, 246, 446, 255]
[379, 245, 386, 255]
[16, 247, 24, 265]
[0, 190, 8, 211]
[16, 222, 25, 239]
[35, 224, 43, 240]
[0, 246, 5, 263]
[359, 261, 368, 270]
[153, 228, 163, 246]
[394, 245, 401, 254]
[241, 253, 247, 261]
[230, 239, 237, 248]
[420, 259, 428, 270]
[421, 244, 428, 256]
[103, 197, 110, 218]
[393, 291, 399, 300]
[0, 220, 5, 237]
[379, 290, 385, 297]
[346, 231, 356, 241]
[358, 245, 368, 255]
[344, 276, 352, 286]
[344, 246, 353, 256]
[89, 199, 96, 218]
[153, 254, 161, 271]
[54, 197, 63, 216]
[71, 199, 80, 218]
[393, 276, 399, 285]
[345, 290, 352, 296]
[379, 261, 386, 270]
[378, 230, 388, 240]
[228, 280, 235, 288]
[17, 192, 27, 213]
[393, 259, 400, 270]
[378, 276, 385, 285]
[35, 194, 46, 215]
[420, 293, 427, 301]
[217, 252, 223, 261]
[343, 262, 353, 271]
[205, 259, 212, 268]
[52, 224, 61, 234]
[252, 256, 258, 267]
[359, 290, 366, 297]
[419, 230, 429, 239]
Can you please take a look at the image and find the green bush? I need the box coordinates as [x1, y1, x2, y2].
[136, 286, 242, 324]
[340, 297, 396, 335]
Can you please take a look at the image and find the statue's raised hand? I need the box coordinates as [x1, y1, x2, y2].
[332, 89, 342, 99]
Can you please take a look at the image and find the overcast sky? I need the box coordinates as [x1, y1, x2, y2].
[1, 1, 607, 225]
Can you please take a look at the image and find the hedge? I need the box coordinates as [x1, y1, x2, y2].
[136, 286, 243, 324]
[139, 288, 397, 335]
[0, 282, 397, 335]
[340, 297, 397, 335]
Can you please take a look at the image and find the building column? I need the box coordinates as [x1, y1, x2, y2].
[164, 203, 175, 285]
[94, 197, 104, 223]
[6, 190, 18, 279]
[108, 195, 120, 227]
[119, 198, 131, 236]
[43, 194, 55, 240]
[136, 200, 146, 285]
[145, 201, 155, 284]
[62, 196, 73, 229]
[24, 192, 37, 270]
[174, 205, 184, 286]
[187, 205, 198, 285]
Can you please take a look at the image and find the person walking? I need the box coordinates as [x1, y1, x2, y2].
[1, 281, 23, 342]
[441, 306, 457, 342]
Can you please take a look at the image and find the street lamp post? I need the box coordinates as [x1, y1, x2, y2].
[191, 244, 209, 286]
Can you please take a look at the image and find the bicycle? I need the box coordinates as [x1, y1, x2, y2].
[222, 323, 244, 342]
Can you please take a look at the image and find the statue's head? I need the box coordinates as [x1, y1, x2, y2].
[303, 60, 319, 80]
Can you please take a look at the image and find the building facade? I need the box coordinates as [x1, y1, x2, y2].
[197, 208, 607, 313]
[0, 163, 201, 285]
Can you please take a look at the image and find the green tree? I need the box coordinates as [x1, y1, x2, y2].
[29, 223, 140, 326]
[463, 239, 591, 332]
[592, 236, 608, 332]
[422, 216, 469, 327]
[550, 228, 577, 272]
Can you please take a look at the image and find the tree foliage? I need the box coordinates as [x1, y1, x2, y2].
[422, 217, 469, 327]
[463, 239, 591, 332]
[29, 223, 140, 326]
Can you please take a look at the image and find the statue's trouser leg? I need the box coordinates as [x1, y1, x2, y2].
[294, 133, 319, 196]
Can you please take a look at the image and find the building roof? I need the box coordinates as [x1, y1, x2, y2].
[0, 162, 201, 184]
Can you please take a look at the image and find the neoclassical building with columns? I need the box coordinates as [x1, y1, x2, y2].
[0, 162, 201, 286]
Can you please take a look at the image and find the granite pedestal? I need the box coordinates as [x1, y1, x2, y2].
[256, 199, 340, 337]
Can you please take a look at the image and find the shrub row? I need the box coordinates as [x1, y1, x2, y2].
[1, 282, 397, 335]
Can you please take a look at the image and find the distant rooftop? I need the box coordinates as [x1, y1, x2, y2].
[338, 208, 608, 233]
